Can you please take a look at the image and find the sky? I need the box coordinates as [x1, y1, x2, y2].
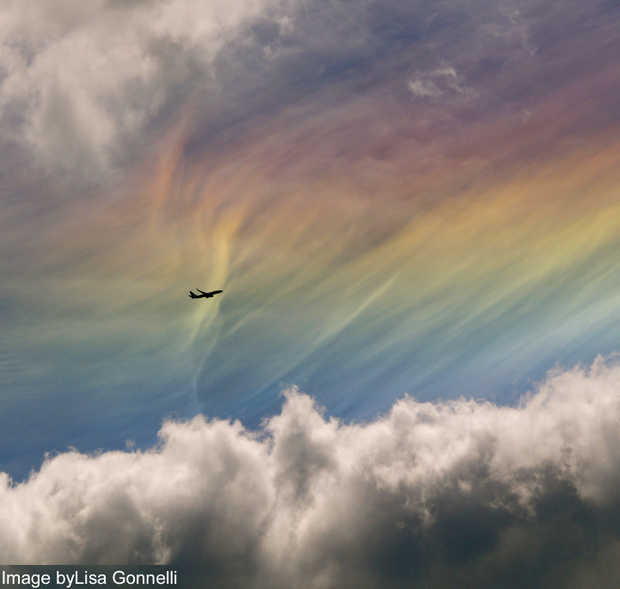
[1, 0, 620, 585]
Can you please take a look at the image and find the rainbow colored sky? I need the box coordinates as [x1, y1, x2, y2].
[1, 0, 620, 481]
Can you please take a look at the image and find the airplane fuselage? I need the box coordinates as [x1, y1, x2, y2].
[189, 289, 223, 299]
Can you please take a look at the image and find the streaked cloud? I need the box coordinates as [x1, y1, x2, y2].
[2, 0, 618, 176]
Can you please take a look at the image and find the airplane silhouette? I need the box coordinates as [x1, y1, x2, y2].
[189, 289, 223, 299]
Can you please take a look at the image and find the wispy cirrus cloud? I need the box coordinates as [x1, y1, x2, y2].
[2, 0, 618, 176]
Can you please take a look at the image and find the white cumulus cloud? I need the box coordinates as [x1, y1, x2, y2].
[2, 356, 620, 587]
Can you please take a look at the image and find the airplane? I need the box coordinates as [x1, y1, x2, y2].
[189, 289, 223, 299]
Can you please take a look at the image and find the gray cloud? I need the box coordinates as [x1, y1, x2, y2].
[2, 356, 620, 587]
[0, 0, 290, 174]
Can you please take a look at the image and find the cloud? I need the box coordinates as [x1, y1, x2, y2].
[407, 64, 472, 99]
[0, 0, 289, 174]
[2, 356, 620, 587]
[1, 0, 618, 177]
[407, 78, 443, 98]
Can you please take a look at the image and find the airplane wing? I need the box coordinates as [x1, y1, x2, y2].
[191, 289, 222, 299]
